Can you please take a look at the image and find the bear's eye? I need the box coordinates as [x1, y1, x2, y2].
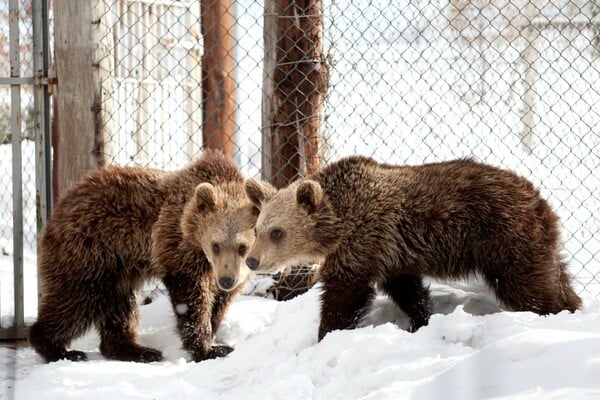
[238, 244, 247, 256]
[212, 243, 220, 254]
[269, 229, 284, 242]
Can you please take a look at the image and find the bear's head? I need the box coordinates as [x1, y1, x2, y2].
[181, 182, 258, 291]
[244, 178, 341, 273]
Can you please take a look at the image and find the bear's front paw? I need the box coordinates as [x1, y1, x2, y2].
[194, 345, 234, 361]
[101, 342, 163, 363]
[63, 350, 88, 362]
[207, 345, 234, 359]
[137, 347, 164, 363]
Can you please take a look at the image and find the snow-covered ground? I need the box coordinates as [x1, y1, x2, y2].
[3, 280, 600, 399]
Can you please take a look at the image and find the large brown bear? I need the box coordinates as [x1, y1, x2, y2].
[245, 156, 582, 341]
[29, 150, 258, 362]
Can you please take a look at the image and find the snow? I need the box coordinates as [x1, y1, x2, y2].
[3, 281, 600, 399]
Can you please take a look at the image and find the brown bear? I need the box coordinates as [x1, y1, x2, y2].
[29, 149, 259, 362]
[244, 156, 582, 341]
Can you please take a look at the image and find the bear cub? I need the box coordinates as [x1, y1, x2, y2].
[245, 156, 582, 340]
[30, 150, 259, 362]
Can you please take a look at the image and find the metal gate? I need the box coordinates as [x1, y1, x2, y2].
[0, 0, 52, 340]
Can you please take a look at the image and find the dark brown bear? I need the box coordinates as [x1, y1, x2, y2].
[244, 156, 582, 341]
[29, 150, 258, 362]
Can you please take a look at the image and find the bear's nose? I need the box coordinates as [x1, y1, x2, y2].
[246, 257, 259, 271]
[218, 277, 235, 290]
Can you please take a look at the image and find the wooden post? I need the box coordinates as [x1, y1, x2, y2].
[201, 0, 236, 157]
[53, 1, 105, 198]
[262, 0, 328, 188]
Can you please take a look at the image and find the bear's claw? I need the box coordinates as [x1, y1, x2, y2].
[197, 345, 234, 361]
[63, 350, 88, 362]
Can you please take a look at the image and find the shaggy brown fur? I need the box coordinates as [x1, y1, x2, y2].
[245, 156, 582, 341]
[29, 150, 258, 362]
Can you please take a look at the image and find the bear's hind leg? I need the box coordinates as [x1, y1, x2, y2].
[558, 260, 582, 312]
[380, 273, 431, 332]
[29, 291, 91, 362]
[97, 286, 163, 362]
[483, 259, 581, 315]
[29, 319, 89, 362]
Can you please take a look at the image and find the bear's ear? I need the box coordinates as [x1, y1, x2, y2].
[245, 178, 277, 209]
[194, 182, 218, 213]
[296, 180, 322, 214]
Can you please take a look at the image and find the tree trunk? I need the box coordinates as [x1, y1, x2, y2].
[201, 0, 236, 157]
[262, 0, 328, 188]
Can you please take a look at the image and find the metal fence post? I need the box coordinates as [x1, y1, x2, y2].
[33, 0, 52, 233]
[0, 0, 52, 340]
[8, 0, 25, 340]
[33, 0, 52, 307]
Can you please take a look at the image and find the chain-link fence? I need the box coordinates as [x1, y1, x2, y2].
[0, 1, 38, 253]
[1, 0, 599, 306]
[0, 0, 50, 335]
[321, 0, 600, 297]
[95, 0, 204, 169]
[91, 0, 599, 297]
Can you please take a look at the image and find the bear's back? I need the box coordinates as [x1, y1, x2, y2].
[314, 156, 558, 279]
[159, 149, 244, 204]
[47, 165, 167, 237]
[316, 157, 544, 225]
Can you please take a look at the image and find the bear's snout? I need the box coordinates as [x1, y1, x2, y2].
[246, 257, 259, 271]
[218, 277, 235, 290]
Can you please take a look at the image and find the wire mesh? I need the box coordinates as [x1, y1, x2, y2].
[1, 0, 599, 301]
[321, 0, 600, 297]
[0, 1, 38, 254]
[95, 0, 599, 297]
[0, 0, 46, 334]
